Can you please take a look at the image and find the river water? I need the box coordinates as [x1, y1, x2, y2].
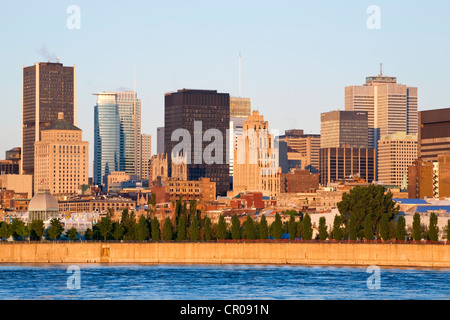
[0, 264, 448, 300]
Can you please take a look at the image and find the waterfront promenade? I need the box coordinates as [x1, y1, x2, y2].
[0, 242, 449, 268]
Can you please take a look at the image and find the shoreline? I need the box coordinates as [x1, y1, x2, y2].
[1, 242, 449, 269]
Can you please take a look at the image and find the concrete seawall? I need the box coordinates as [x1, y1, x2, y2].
[0, 243, 449, 268]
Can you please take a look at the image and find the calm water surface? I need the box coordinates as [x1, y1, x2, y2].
[0, 264, 448, 300]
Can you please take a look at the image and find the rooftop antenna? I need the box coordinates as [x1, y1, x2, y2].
[239, 52, 242, 97]
[380, 63, 383, 76]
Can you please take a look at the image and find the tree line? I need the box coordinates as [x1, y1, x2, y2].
[1, 186, 449, 242]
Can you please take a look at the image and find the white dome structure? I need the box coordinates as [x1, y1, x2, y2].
[29, 190, 60, 221]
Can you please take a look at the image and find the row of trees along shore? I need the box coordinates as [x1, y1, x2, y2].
[1, 186, 449, 242]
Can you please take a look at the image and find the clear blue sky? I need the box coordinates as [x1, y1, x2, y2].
[1, 0, 449, 175]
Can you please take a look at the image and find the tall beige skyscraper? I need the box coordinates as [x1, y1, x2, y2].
[377, 132, 418, 188]
[232, 111, 281, 198]
[229, 97, 252, 178]
[34, 113, 88, 198]
[141, 134, 152, 181]
[345, 72, 418, 149]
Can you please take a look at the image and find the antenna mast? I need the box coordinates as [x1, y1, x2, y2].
[239, 53, 242, 97]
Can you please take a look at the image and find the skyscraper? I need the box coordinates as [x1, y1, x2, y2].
[229, 97, 251, 178]
[22, 62, 76, 176]
[345, 73, 418, 149]
[233, 111, 281, 198]
[320, 110, 369, 149]
[377, 132, 418, 188]
[164, 89, 230, 196]
[157, 127, 165, 155]
[34, 112, 88, 197]
[93, 91, 142, 187]
[141, 134, 152, 180]
[418, 108, 450, 162]
[93, 92, 123, 186]
[319, 110, 375, 185]
[115, 91, 142, 178]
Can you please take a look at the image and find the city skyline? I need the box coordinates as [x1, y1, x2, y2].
[1, 1, 450, 175]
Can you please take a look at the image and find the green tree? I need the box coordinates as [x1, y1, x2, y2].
[348, 213, 358, 241]
[47, 219, 64, 241]
[122, 211, 137, 240]
[388, 219, 397, 241]
[163, 217, 173, 241]
[11, 219, 28, 240]
[332, 215, 343, 240]
[203, 217, 212, 241]
[0, 222, 10, 240]
[302, 214, 313, 241]
[29, 220, 45, 241]
[396, 216, 406, 241]
[84, 228, 93, 241]
[244, 215, 257, 240]
[189, 215, 200, 242]
[364, 215, 373, 241]
[296, 220, 303, 239]
[259, 215, 269, 240]
[271, 213, 283, 240]
[177, 214, 187, 241]
[231, 214, 241, 240]
[318, 217, 328, 241]
[428, 213, 439, 242]
[288, 215, 297, 241]
[338, 185, 399, 238]
[97, 216, 113, 242]
[136, 215, 150, 241]
[445, 219, 450, 241]
[217, 215, 227, 240]
[379, 213, 390, 241]
[412, 213, 422, 242]
[66, 227, 78, 241]
[151, 217, 160, 242]
[112, 222, 124, 240]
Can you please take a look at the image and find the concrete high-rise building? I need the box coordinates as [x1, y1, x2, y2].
[418, 108, 450, 162]
[233, 111, 281, 198]
[377, 132, 418, 188]
[141, 134, 152, 181]
[320, 110, 369, 149]
[34, 113, 88, 197]
[345, 73, 418, 149]
[157, 127, 165, 155]
[164, 89, 230, 196]
[229, 97, 251, 180]
[22, 62, 76, 176]
[278, 130, 321, 174]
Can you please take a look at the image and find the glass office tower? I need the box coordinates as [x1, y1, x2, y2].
[93, 93, 123, 186]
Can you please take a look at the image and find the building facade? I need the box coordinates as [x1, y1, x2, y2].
[418, 108, 450, 162]
[408, 155, 450, 199]
[141, 133, 152, 182]
[233, 111, 281, 198]
[377, 132, 418, 188]
[34, 113, 89, 197]
[22, 62, 76, 176]
[320, 110, 369, 149]
[164, 89, 230, 196]
[157, 127, 165, 155]
[319, 147, 376, 186]
[345, 74, 418, 149]
[278, 130, 321, 174]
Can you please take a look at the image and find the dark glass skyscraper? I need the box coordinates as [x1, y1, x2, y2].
[164, 89, 230, 196]
[22, 62, 76, 175]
